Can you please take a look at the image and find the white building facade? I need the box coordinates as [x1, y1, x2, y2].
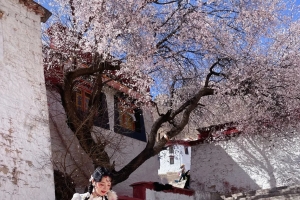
[0, 0, 54, 199]
[48, 85, 160, 197]
[190, 130, 300, 195]
[158, 143, 191, 175]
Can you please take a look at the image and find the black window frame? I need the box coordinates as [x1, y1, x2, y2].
[169, 146, 174, 154]
[114, 95, 146, 142]
[185, 147, 189, 155]
[169, 156, 174, 164]
[75, 90, 110, 130]
[93, 92, 110, 129]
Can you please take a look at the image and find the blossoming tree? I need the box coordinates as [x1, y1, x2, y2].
[42, 0, 300, 185]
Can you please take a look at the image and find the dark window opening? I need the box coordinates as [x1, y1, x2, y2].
[169, 146, 174, 154]
[75, 90, 109, 129]
[93, 93, 110, 129]
[170, 156, 174, 164]
[185, 147, 189, 155]
[114, 95, 146, 142]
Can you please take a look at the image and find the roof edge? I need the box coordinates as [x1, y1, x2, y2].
[19, 0, 51, 23]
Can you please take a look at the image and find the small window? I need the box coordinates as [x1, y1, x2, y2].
[75, 91, 90, 112]
[169, 146, 174, 154]
[185, 147, 189, 155]
[114, 95, 146, 142]
[169, 156, 174, 164]
[93, 93, 110, 129]
[119, 106, 136, 131]
[75, 90, 109, 129]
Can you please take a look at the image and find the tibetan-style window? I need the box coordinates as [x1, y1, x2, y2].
[94, 93, 110, 129]
[169, 146, 174, 154]
[169, 155, 174, 164]
[75, 90, 90, 112]
[75, 90, 109, 129]
[114, 95, 146, 142]
[119, 106, 136, 132]
[185, 147, 189, 155]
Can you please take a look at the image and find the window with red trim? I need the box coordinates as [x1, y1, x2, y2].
[74, 90, 109, 129]
[118, 104, 136, 132]
[75, 90, 90, 112]
[114, 95, 146, 142]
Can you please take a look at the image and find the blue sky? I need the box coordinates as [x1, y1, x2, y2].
[37, 0, 300, 22]
[38, 0, 300, 11]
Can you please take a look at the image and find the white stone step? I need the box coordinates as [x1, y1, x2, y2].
[221, 185, 300, 200]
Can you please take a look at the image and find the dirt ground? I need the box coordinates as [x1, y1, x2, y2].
[159, 172, 186, 188]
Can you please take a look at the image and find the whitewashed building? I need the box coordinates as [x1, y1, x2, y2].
[190, 125, 300, 195]
[158, 142, 191, 175]
[47, 82, 160, 197]
[0, 0, 54, 199]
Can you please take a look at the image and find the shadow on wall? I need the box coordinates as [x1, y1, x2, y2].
[233, 134, 300, 188]
[191, 133, 300, 195]
[191, 143, 259, 194]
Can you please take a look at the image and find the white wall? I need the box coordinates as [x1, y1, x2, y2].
[158, 145, 191, 175]
[146, 189, 194, 200]
[48, 87, 160, 196]
[105, 90, 160, 196]
[0, 0, 55, 199]
[146, 189, 212, 200]
[0, 10, 3, 61]
[47, 90, 94, 192]
[190, 130, 300, 194]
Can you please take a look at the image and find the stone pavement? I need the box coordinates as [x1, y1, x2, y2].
[221, 185, 300, 200]
[159, 172, 187, 188]
[159, 173, 300, 199]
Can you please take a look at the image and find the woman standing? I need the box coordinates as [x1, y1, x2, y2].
[72, 167, 117, 200]
[178, 164, 186, 182]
